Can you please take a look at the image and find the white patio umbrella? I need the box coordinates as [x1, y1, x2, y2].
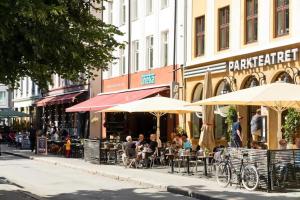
[101, 95, 203, 147]
[189, 82, 300, 147]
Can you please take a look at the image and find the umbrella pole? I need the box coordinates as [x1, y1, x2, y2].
[277, 110, 283, 148]
[156, 113, 162, 148]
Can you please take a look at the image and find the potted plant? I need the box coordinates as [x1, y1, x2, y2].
[225, 106, 237, 146]
[283, 108, 300, 148]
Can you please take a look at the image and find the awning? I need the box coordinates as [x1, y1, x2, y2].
[36, 92, 83, 107]
[66, 87, 168, 112]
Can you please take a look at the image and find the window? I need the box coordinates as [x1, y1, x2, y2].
[20, 78, 23, 96]
[26, 77, 29, 95]
[32, 82, 36, 96]
[131, 0, 138, 20]
[120, 0, 126, 25]
[107, 63, 113, 78]
[195, 16, 205, 57]
[146, 0, 153, 15]
[0, 91, 6, 105]
[132, 40, 139, 72]
[191, 84, 203, 139]
[275, 0, 289, 37]
[146, 35, 154, 69]
[218, 6, 230, 50]
[161, 0, 169, 9]
[119, 48, 126, 75]
[161, 31, 169, 66]
[245, 0, 258, 43]
[107, 1, 113, 24]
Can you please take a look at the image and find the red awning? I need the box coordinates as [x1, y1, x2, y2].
[66, 87, 168, 112]
[36, 92, 83, 107]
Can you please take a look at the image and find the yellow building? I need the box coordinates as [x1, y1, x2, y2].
[185, 0, 300, 149]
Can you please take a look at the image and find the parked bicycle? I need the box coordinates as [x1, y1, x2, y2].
[216, 151, 259, 191]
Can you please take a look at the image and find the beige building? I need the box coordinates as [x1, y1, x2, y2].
[185, 0, 300, 149]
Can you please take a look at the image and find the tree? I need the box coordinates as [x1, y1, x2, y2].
[0, 0, 123, 89]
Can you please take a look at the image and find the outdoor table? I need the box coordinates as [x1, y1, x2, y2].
[165, 153, 175, 173]
[100, 148, 118, 164]
[180, 154, 195, 174]
[197, 155, 213, 176]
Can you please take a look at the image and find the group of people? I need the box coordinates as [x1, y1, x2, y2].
[122, 133, 158, 168]
[231, 109, 264, 148]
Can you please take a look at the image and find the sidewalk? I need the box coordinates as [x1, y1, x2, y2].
[2, 145, 299, 200]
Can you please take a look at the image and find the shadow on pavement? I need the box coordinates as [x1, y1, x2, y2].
[45, 188, 190, 200]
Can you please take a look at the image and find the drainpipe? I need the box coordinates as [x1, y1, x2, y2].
[128, 0, 131, 90]
[182, 0, 187, 130]
[172, 0, 178, 132]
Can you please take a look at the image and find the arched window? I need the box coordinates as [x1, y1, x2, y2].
[244, 76, 259, 88]
[214, 80, 231, 140]
[275, 72, 293, 83]
[191, 83, 203, 139]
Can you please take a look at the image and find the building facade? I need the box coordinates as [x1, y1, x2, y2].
[12, 78, 40, 126]
[0, 84, 11, 109]
[81, 0, 187, 141]
[35, 75, 89, 138]
[185, 0, 300, 148]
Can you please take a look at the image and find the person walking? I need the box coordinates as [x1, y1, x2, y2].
[29, 124, 37, 153]
[250, 109, 262, 142]
[232, 113, 243, 148]
[65, 136, 71, 158]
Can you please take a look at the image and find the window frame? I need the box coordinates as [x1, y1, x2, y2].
[245, 0, 258, 44]
[119, 48, 126, 75]
[274, 0, 289, 37]
[195, 15, 205, 57]
[0, 91, 6, 105]
[120, 0, 126, 26]
[161, 31, 169, 67]
[146, 35, 154, 69]
[161, 0, 169, 10]
[132, 40, 139, 72]
[131, 0, 138, 21]
[218, 6, 230, 51]
[146, 0, 153, 16]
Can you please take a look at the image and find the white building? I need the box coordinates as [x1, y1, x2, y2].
[0, 84, 11, 109]
[12, 78, 40, 114]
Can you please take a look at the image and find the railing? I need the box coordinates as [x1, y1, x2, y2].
[226, 148, 300, 192]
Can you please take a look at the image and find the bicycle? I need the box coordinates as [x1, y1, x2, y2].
[216, 151, 259, 191]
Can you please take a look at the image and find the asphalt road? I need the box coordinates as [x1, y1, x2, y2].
[0, 154, 192, 200]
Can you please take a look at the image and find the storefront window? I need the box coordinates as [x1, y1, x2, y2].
[191, 83, 203, 139]
[214, 80, 231, 140]
[277, 72, 293, 83]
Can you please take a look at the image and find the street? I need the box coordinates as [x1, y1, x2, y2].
[0, 154, 192, 200]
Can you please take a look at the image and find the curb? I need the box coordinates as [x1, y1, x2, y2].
[167, 186, 224, 200]
[4, 151, 222, 200]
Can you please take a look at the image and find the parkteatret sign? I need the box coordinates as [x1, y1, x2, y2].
[228, 48, 299, 71]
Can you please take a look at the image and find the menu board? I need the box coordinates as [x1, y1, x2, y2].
[37, 136, 47, 155]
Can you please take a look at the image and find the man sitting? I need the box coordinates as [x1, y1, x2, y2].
[122, 136, 136, 166]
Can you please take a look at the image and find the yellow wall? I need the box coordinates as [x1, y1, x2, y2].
[185, 43, 300, 149]
[192, 0, 206, 59]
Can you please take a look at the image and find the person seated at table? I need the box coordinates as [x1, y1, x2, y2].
[122, 136, 136, 165]
[141, 134, 158, 168]
[136, 134, 147, 150]
[251, 141, 260, 149]
[174, 133, 183, 148]
[275, 139, 292, 185]
[182, 133, 192, 151]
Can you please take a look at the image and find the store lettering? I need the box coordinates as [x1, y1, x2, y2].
[228, 48, 299, 72]
[141, 74, 155, 85]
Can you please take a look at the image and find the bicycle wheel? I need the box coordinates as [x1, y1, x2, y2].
[242, 165, 259, 191]
[216, 162, 231, 187]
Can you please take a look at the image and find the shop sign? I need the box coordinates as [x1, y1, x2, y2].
[171, 82, 180, 99]
[141, 74, 155, 85]
[228, 48, 299, 72]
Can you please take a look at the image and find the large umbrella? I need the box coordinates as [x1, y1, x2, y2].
[189, 82, 300, 147]
[0, 108, 30, 118]
[199, 72, 215, 150]
[101, 95, 203, 147]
